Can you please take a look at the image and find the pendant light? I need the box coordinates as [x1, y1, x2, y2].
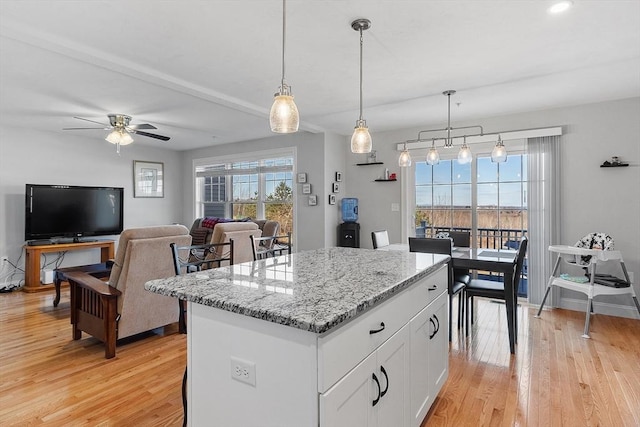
[398, 141, 412, 167]
[270, 0, 299, 133]
[350, 18, 372, 153]
[426, 139, 440, 165]
[491, 134, 508, 163]
[457, 136, 472, 164]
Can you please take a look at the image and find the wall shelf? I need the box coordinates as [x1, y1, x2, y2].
[356, 162, 384, 166]
[374, 179, 397, 182]
[600, 163, 629, 168]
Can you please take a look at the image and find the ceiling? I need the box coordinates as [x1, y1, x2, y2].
[1, 1, 639, 151]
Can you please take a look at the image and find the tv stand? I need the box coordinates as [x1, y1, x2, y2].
[23, 240, 115, 293]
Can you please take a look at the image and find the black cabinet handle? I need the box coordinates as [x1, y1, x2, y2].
[380, 365, 389, 398]
[372, 373, 381, 407]
[434, 314, 440, 335]
[428, 285, 438, 291]
[369, 322, 385, 334]
[429, 317, 437, 339]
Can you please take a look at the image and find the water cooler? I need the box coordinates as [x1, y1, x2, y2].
[338, 198, 360, 248]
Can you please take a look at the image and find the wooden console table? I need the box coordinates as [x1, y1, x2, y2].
[23, 240, 115, 293]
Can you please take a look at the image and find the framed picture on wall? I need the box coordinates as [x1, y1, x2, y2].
[302, 183, 312, 194]
[329, 194, 336, 205]
[297, 173, 307, 183]
[332, 182, 340, 193]
[308, 195, 317, 206]
[335, 171, 342, 182]
[133, 160, 164, 198]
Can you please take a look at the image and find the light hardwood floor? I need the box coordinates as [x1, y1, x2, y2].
[1, 289, 639, 426]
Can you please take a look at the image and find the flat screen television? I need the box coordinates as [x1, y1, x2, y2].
[25, 184, 124, 242]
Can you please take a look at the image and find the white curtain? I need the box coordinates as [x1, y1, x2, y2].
[527, 136, 561, 305]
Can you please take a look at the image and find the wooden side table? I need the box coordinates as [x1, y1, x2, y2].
[23, 240, 115, 296]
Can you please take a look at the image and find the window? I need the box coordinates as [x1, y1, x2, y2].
[415, 153, 528, 249]
[195, 154, 294, 237]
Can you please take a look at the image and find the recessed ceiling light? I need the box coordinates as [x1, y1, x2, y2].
[548, 1, 573, 14]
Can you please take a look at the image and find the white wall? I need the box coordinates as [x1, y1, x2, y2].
[0, 125, 183, 281]
[323, 132, 347, 247]
[344, 97, 640, 318]
[180, 131, 339, 252]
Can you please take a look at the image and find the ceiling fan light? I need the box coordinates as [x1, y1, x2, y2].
[119, 130, 134, 145]
[426, 144, 440, 165]
[491, 136, 507, 163]
[351, 120, 372, 153]
[105, 129, 133, 145]
[270, 87, 299, 133]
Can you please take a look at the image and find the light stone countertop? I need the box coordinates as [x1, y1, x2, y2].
[145, 247, 449, 334]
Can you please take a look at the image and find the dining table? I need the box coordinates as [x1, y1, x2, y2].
[379, 243, 519, 353]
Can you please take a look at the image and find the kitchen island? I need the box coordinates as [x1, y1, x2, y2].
[146, 247, 449, 427]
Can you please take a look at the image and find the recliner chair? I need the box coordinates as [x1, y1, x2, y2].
[66, 225, 192, 358]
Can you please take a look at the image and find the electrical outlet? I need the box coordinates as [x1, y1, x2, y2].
[230, 356, 256, 386]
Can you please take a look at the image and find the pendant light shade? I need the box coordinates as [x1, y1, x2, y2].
[351, 19, 372, 153]
[270, 87, 299, 133]
[426, 139, 440, 165]
[458, 136, 472, 164]
[270, 0, 299, 133]
[491, 135, 508, 163]
[398, 141, 412, 167]
[351, 120, 372, 153]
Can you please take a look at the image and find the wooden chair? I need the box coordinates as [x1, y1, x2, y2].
[465, 237, 528, 336]
[66, 225, 192, 359]
[250, 233, 291, 260]
[371, 230, 390, 249]
[408, 237, 464, 341]
[170, 240, 234, 334]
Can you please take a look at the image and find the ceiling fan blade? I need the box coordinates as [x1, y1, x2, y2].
[73, 116, 109, 126]
[132, 130, 170, 141]
[128, 123, 157, 130]
[63, 127, 109, 130]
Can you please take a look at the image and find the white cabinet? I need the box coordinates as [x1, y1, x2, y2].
[320, 325, 411, 427]
[409, 287, 448, 427]
[187, 265, 449, 427]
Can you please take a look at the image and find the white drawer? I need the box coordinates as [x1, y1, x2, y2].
[317, 272, 438, 393]
[409, 265, 448, 311]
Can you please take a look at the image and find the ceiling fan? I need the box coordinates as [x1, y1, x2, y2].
[63, 114, 170, 152]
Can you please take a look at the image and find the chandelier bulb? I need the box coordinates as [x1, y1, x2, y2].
[426, 140, 440, 165]
[457, 137, 472, 164]
[398, 142, 412, 167]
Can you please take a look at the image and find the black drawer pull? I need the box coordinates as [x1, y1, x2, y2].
[369, 322, 385, 334]
[428, 285, 438, 291]
[372, 373, 381, 406]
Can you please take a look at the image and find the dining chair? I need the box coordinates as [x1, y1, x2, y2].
[408, 237, 464, 341]
[448, 231, 471, 248]
[170, 239, 234, 427]
[250, 233, 292, 260]
[464, 237, 528, 337]
[447, 230, 472, 285]
[371, 230, 390, 249]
